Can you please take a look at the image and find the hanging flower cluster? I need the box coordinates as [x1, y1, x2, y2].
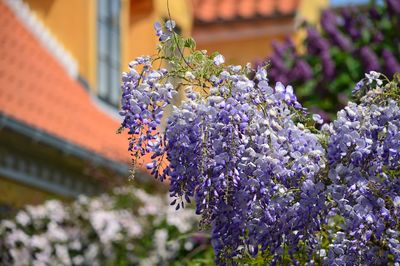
[119, 21, 400, 265]
[326, 75, 400, 264]
[0, 187, 206, 266]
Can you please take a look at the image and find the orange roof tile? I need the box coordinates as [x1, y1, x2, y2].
[0, 2, 131, 166]
[193, 0, 299, 24]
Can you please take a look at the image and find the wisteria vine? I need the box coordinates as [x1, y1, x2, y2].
[119, 21, 400, 265]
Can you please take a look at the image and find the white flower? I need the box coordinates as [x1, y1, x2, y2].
[44, 200, 67, 222]
[213, 54, 225, 66]
[34, 248, 52, 265]
[154, 229, 169, 259]
[90, 210, 121, 244]
[84, 244, 99, 262]
[185, 71, 195, 80]
[10, 248, 30, 265]
[118, 210, 142, 237]
[26, 205, 47, 220]
[55, 244, 71, 265]
[1, 220, 16, 230]
[72, 255, 84, 265]
[69, 240, 81, 250]
[0, 186, 199, 265]
[165, 20, 176, 31]
[16, 211, 30, 227]
[365, 71, 383, 86]
[166, 202, 198, 233]
[31, 235, 50, 251]
[184, 241, 194, 251]
[394, 196, 400, 207]
[312, 114, 323, 124]
[136, 190, 163, 216]
[47, 222, 68, 242]
[6, 229, 29, 247]
[229, 65, 242, 73]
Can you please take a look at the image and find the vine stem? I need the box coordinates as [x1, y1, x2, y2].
[166, 0, 193, 70]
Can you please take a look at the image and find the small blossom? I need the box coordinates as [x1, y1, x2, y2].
[185, 71, 195, 80]
[312, 114, 324, 124]
[365, 71, 382, 85]
[165, 20, 176, 31]
[213, 54, 225, 66]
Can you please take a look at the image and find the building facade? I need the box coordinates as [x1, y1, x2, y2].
[0, 0, 326, 215]
[192, 0, 328, 64]
[0, 0, 192, 216]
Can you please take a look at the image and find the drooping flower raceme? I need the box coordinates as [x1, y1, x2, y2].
[119, 55, 176, 172]
[327, 87, 400, 264]
[120, 21, 329, 264]
[163, 68, 327, 263]
[119, 20, 400, 265]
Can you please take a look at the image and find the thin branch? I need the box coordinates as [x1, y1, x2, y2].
[166, 0, 193, 70]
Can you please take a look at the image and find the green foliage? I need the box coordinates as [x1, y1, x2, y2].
[267, 0, 400, 118]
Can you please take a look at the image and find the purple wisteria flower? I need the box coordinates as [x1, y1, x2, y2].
[154, 19, 176, 42]
[213, 54, 225, 66]
[382, 49, 400, 78]
[327, 98, 400, 264]
[387, 0, 400, 15]
[360, 46, 380, 72]
[119, 20, 400, 265]
[121, 52, 327, 263]
[266, 1, 400, 118]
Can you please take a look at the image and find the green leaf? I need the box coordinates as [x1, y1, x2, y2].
[116, 126, 125, 134]
[184, 37, 196, 49]
[297, 80, 316, 98]
[361, 29, 371, 43]
[345, 57, 361, 80]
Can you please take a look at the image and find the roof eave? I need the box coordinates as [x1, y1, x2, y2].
[194, 12, 297, 26]
[0, 112, 130, 176]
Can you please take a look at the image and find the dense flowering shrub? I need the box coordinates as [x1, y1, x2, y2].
[265, 0, 400, 118]
[119, 20, 400, 265]
[0, 187, 210, 266]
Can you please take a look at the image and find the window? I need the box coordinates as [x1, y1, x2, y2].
[97, 0, 121, 107]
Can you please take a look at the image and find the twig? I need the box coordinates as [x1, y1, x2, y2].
[166, 0, 193, 70]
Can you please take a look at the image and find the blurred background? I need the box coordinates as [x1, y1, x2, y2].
[0, 0, 324, 216]
[1, 0, 399, 264]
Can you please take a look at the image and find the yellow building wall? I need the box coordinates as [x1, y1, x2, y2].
[192, 0, 328, 65]
[198, 35, 287, 65]
[0, 178, 62, 208]
[297, 0, 329, 25]
[153, 0, 192, 34]
[22, 0, 325, 91]
[122, 2, 158, 70]
[26, 0, 193, 90]
[295, 0, 329, 51]
[0, 0, 194, 210]
[4, 0, 326, 209]
[193, 16, 294, 65]
[25, 0, 96, 89]
[121, 0, 193, 71]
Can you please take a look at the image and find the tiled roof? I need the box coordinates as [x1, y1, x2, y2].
[0, 2, 131, 166]
[193, 0, 300, 24]
[3, 0, 78, 78]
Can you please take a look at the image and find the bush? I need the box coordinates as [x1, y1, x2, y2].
[0, 186, 212, 265]
[266, 0, 400, 118]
